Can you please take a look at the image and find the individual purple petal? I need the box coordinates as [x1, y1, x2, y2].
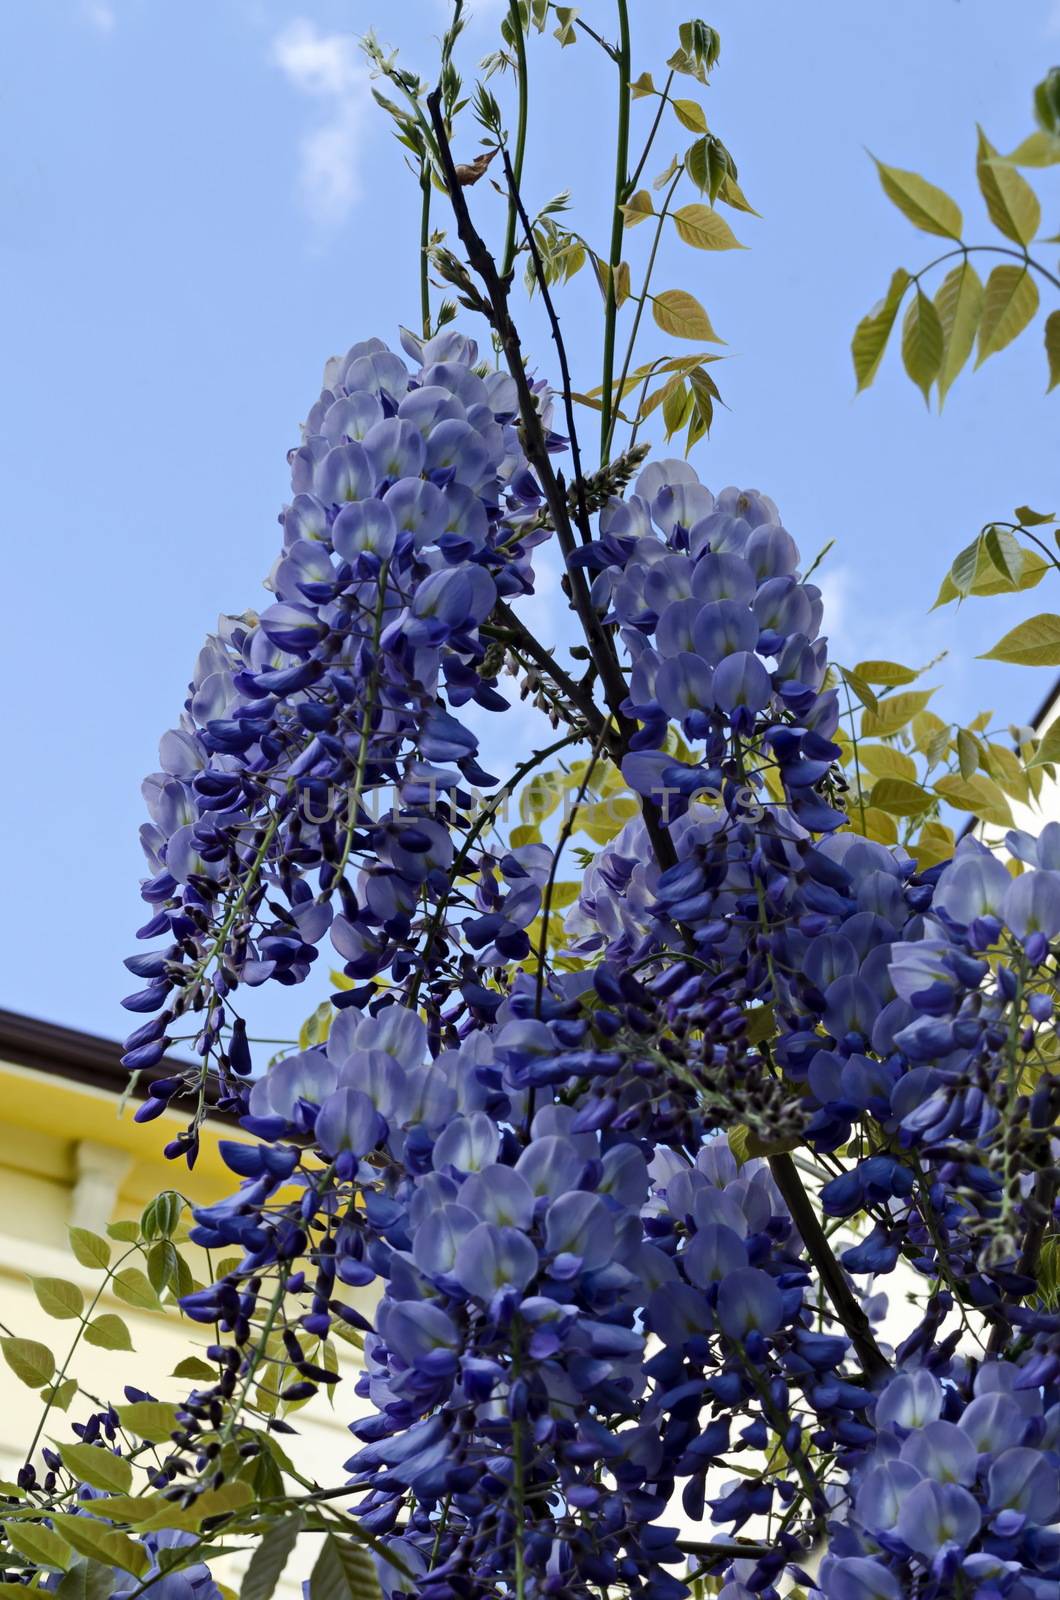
[315, 1086, 383, 1157]
[363, 418, 427, 480]
[716, 1266, 783, 1339]
[331, 498, 397, 561]
[895, 1478, 980, 1560]
[1002, 868, 1060, 943]
[453, 1222, 539, 1298]
[314, 442, 376, 504]
[683, 1223, 748, 1287]
[691, 600, 759, 664]
[459, 1165, 535, 1230]
[712, 650, 772, 714]
[987, 1445, 1060, 1522]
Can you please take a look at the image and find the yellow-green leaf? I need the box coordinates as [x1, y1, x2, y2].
[934, 773, 1013, 829]
[977, 265, 1039, 365]
[1005, 130, 1060, 167]
[630, 71, 655, 99]
[621, 188, 654, 226]
[661, 377, 692, 439]
[31, 1277, 85, 1321]
[1046, 310, 1060, 392]
[956, 728, 980, 780]
[111, 1268, 162, 1312]
[671, 98, 707, 133]
[852, 268, 910, 390]
[4, 1520, 73, 1571]
[869, 778, 933, 818]
[854, 659, 918, 686]
[51, 1517, 147, 1578]
[671, 203, 742, 251]
[934, 528, 1048, 606]
[861, 688, 937, 738]
[913, 821, 956, 869]
[718, 171, 758, 214]
[901, 287, 943, 402]
[977, 128, 1041, 245]
[934, 261, 983, 404]
[652, 289, 724, 343]
[115, 1400, 181, 1444]
[872, 157, 962, 238]
[979, 613, 1060, 667]
[309, 1535, 382, 1600]
[83, 1314, 134, 1352]
[240, 1512, 306, 1600]
[68, 1228, 111, 1272]
[1, 1336, 55, 1389]
[60, 1443, 132, 1496]
[857, 744, 918, 782]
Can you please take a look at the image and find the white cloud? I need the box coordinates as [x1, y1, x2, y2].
[82, 1, 116, 29]
[271, 18, 369, 226]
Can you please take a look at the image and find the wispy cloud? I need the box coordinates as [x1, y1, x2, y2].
[270, 18, 369, 226]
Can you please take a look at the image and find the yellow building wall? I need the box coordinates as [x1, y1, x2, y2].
[0, 1056, 372, 1593]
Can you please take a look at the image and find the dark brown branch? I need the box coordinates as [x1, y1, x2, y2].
[499, 147, 593, 549]
[425, 87, 630, 729]
[769, 1151, 890, 1383]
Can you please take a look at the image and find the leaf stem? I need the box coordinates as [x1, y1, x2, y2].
[598, 0, 632, 460]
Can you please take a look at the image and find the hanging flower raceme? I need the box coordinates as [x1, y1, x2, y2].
[122, 330, 562, 1130]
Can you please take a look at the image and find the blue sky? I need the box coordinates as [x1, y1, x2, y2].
[2, 0, 1058, 1044]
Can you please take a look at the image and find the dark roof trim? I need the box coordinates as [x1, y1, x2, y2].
[1028, 673, 1060, 735]
[0, 1008, 238, 1125]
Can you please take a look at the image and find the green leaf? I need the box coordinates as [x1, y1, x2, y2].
[172, 1356, 218, 1381]
[552, 6, 578, 46]
[1, 1336, 55, 1389]
[4, 1519, 73, 1571]
[141, 1190, 183, 1241]
[68, 1228, 111, 1271]
[60, 1443, 133, 1496]
[1015, 505, 1055, 525]
[661, 377, 692, 440]
[106, 1220, 140, 1243]
[851, 268, 910, 390]
[671, 203, 742, 250]
[147, 1239, 181, 1295]
[872, 157, 962, 238]
[671, 98, 707, 133]
[629, 71, 655, 99]
[861, 688, 937, 739]
[54, 1562, 118, 1600]
[31, 1277, 85, 1321]
[651, 289, 723, 343]
[977, 265, 1039, 365]
[979, 613, 1060, 667]
[934, 528, 1048, 605]
[976, 128, 1041, 245]
[837, 665, 877, 712]
[309, 1536, 383, 1600]
[83, 1313, 134, 1352]
[901, 287, 943, 402]
[116, 1400, 181, 1444]
[42, 1376, 78, 1411]
[933, 261, 983, 405]
[853, 659, 918, 686]
[1046, 310, 1060, 393]
[51, 1516, 148, 1577]
[111, 1267, 162, 1311]
[239, 1513, 306, 1600]
[1029, 721, 1060, 768]
[620, 188, 654, 226]
[956, 728, 980, 779]
[685, 135, 730, 201]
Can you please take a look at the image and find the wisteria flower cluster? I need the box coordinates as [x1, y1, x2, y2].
[106, 323, 1060, 1600]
